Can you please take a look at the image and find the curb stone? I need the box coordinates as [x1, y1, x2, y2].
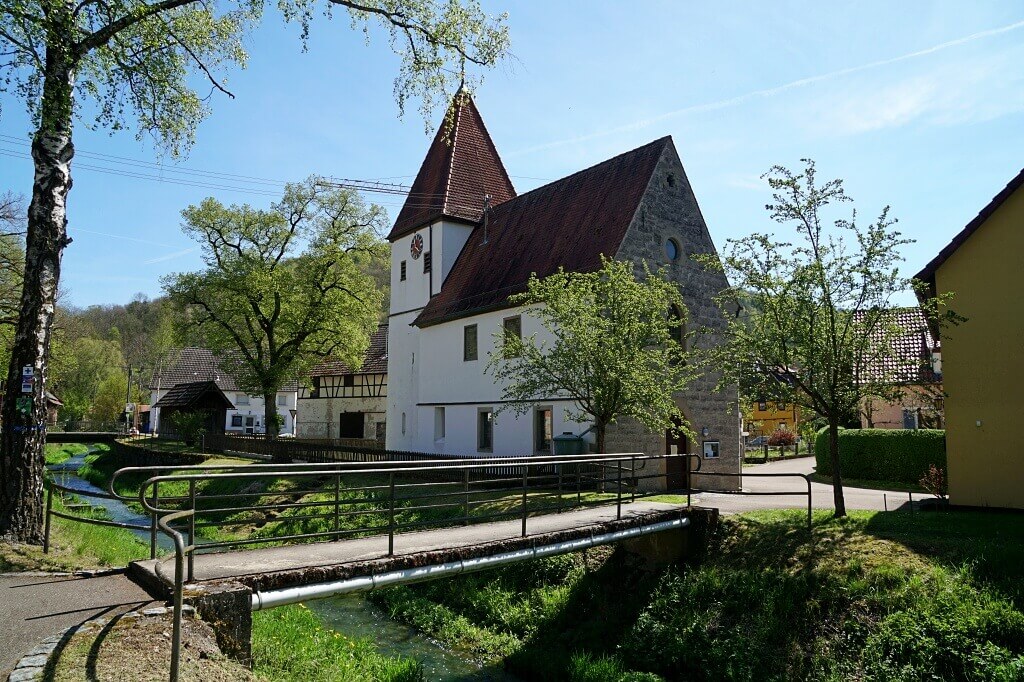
[6, 605, 193, 681]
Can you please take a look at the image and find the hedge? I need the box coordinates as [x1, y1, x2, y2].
[814, 428, 946, 484]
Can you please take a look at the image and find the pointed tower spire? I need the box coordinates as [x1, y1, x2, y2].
[387, 92, 516, 241]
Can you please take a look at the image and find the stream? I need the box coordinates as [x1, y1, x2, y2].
[48, 446, 522, 682]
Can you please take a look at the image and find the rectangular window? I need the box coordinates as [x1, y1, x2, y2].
[757, 401, 766, 412]
[535, 407, 553, 453]
[277, 394, 287, 406]
[434, 407, 446, 441]
[344, 375, 355, 388]
[423, 251, 432, 273]
[236, 393, 250, 406]
[477, 408, 493, 452]
[231, 415, 243, 427]
[464, 324, 478, 361]
[503, 315, 522, 357]
[310, 377, 320, 398]
[400, 261, 407, 281]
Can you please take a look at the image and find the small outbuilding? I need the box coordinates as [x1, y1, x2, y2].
[152, 381, 235, 438]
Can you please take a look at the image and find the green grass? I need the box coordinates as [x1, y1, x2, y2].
[44, 442, 90, 465]
[371, 509, 1024, 681]
[252, 604, 422, 682]
[0, 489, 151, 571]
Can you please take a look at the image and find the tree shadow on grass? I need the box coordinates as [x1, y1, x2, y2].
[862, 508, 1024, 606]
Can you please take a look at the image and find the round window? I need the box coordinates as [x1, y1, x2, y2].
[665, 238, 680, 261]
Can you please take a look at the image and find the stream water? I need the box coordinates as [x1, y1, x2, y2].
[49, 447, 521, 682]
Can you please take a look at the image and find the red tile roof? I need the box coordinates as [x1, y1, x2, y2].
[858, 308, 940, 385]
[414, 137, 671, 327]
[387, 92, 516, 241]
[915, 167, 1024, 285]
[309, 324, 389, 377]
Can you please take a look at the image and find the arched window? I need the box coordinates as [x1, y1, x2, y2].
[668, 304, 686, 355]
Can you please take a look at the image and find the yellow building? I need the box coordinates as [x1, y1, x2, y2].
[916, 168, 1024, 509]
[745, 400, 800, 439]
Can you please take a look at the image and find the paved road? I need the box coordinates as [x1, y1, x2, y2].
[0, 572, 158, 678]
[694, 456, 916, 514]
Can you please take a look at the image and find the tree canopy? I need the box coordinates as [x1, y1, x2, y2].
[699, 159, 957, 515]
[163, 176, 386, 442]
[487, 256, 696, 454]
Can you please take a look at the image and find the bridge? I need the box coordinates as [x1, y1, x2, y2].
[42, 451, 811, 681]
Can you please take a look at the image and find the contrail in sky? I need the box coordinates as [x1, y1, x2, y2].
[142, 247, 197, 265]
[510, 19, 1024, 156]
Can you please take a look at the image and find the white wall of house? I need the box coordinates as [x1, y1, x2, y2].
[296, 373, 387, 440]
[150, 388, 297, 435]
[387, 228, 594, 455]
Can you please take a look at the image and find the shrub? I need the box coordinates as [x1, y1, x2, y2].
[920, 464, 948, 501]
[165, 410, 208, 446]
[815, 428, 945, 484]
[767, 428, 797, 446]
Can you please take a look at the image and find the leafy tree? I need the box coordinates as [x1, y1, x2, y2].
[0, 0, 509, 542]
[48, 336, 124, 423]
[163, 177, 385, 450]
[698, 160, 957, 516]
[90, 371, 131, 424]
[487, 256, 696, 454]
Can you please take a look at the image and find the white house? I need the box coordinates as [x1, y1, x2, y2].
[385, 92, 741, 486]
[296, 323, 388, 441]
[150, 348, 298, 436]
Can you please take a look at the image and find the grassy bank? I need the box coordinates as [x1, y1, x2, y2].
[372, 509, 1024, 681]
[252, 604, 422, 681]
[44, 442, 90, 465]
[0, 489, 150, 572]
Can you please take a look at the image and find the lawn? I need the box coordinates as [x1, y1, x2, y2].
[371, 508, 1024, 681]
[44, 442, 90, 465]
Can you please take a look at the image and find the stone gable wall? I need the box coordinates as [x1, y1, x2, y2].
[609, 141, 741, 490]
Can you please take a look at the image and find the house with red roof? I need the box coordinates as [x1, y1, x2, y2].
[858, 307, 943, 430]
[295, 323, 389, 441]
[386, 92, 740, 487]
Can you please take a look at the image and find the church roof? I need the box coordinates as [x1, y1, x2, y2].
[387, 92, 516, 241]
[414, 137, 672, 327]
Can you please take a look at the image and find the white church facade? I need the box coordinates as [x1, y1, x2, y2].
[385, 93, 741, 486]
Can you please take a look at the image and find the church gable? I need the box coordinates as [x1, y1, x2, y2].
[388, 92, 516, 241]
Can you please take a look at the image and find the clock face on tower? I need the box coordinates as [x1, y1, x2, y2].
[410, 233, 424, 260]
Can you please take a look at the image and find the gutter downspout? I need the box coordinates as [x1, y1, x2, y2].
[252, 516, 688, 611]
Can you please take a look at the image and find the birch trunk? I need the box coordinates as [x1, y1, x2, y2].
[0, 42, 76, 543]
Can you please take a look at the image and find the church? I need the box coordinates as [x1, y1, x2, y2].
[385, 92, 740, 487]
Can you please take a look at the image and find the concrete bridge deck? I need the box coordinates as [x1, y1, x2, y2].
[131, 500, 693, 593]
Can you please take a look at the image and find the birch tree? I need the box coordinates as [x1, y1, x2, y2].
[0, 0, 509, 542]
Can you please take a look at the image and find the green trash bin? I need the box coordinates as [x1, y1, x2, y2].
[553, 433, 585, 455]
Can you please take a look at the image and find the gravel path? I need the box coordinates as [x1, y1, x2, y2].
[0, 572, 158, 679]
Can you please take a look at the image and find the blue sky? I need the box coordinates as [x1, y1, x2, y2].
[1, 0, 1022, 307]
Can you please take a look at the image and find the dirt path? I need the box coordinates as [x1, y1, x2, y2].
[0, 572, 159, 678]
